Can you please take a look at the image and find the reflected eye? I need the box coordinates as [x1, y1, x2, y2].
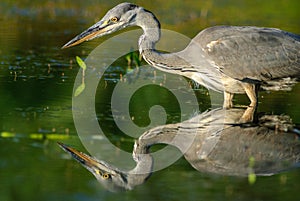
[110, 17, 119, 22]
[102, 173, 111, 179]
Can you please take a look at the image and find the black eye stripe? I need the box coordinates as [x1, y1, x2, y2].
[129, 4, 137, 10]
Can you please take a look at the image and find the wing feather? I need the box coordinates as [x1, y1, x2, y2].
[193, 26, 300, 81]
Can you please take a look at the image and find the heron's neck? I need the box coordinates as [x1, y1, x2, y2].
[136, 9, 190, 72]
[136, 9, 160, 53]
[126, 145, 153, 189]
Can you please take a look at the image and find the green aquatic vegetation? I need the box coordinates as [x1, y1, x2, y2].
[74, 56, 86, 97]
[76, 56, 86, 71]
[74, 82, 85, 97]
[125, 50, 142, 73]
[0, 131, 71, 140]
[248, 156, 257, 185]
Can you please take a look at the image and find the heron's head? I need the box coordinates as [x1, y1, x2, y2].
[62, 2, 141, 48]
[58, 142, 131, 192]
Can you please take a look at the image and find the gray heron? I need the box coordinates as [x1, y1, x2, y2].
[58, 108, 300, 191]
[62, 2, 300, 108]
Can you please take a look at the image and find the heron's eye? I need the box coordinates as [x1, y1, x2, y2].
[110, 17, 119, 22]
[102, 173, 111, 180]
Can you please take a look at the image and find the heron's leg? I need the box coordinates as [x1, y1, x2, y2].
[240, 106, 255, 123]
[223, 91, 233, 108]
[242, 83, 257, 107]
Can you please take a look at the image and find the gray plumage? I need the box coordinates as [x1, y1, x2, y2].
[58, 107, 300, 191]
[197, 26, 300, 80]
[63, 2, 300, 108]
[136, 108, 300, 176]
[59, 3, 300, 191]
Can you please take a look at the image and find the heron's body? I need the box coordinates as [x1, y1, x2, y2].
[182, 26, 300, 90]
[62, 2, 300, 108]
[58, 108, 300, 191]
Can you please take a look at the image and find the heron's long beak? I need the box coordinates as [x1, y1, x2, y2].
[57, 142, 115, 175]
[62, 20, 110, 49]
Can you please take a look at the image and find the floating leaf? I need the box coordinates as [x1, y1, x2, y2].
[29, 133, 44, 140]
[248, 156, 256, 185]
[1, 131, 16, 138]
[248, 172, 257, 185]
[74, 83, 85, 97]
[76, 56, 86, 70]
[249, 156, 255, 168]
[46, 134, 70, 140]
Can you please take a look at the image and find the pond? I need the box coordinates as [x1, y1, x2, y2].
[0, 0, 300, 201]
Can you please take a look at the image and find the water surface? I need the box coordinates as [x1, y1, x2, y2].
[0, 0, 299, 201]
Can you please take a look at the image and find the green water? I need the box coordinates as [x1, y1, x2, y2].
[0, 0, 300, 201]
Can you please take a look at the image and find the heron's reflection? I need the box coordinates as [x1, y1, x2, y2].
[59, 107, 299, 191]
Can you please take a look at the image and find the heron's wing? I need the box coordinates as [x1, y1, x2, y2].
[194, 26, 300, 81]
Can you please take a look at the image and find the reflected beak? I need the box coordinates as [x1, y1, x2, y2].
[62, 20, 110, 49]
[57, 142, 115, 175]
